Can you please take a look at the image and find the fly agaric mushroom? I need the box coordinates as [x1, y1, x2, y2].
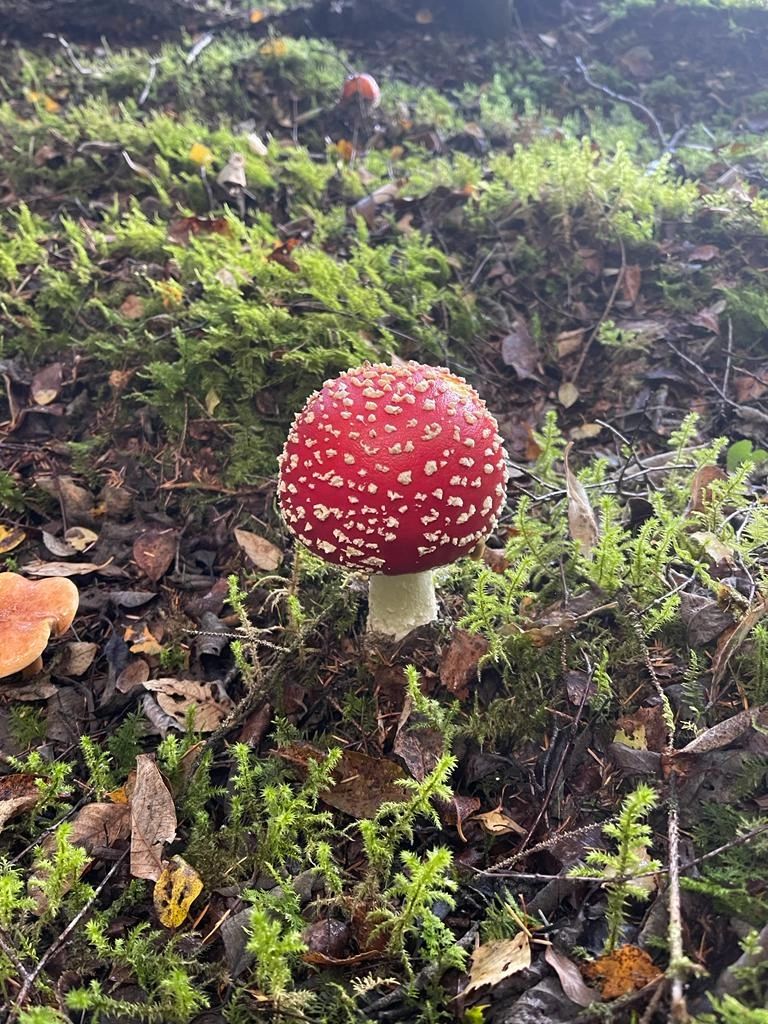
[277, 361, 508, 639]
[0, 573, 79, 677]
[340, 73, 381, 109]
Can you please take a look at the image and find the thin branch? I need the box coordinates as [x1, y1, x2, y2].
[571, 236, 626, 384]
[9, 852, 128, 1021]
[576, 56, 667, 150]
[666, 776, 689, 1022]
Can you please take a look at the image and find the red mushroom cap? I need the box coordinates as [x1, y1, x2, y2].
[278, 362, 508, 575]
[340, 73, 381, 109]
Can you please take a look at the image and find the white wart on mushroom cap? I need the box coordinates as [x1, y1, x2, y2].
[278, 362, 508, 575]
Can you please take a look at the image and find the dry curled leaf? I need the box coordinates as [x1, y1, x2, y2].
[22, 559, 122, 578]
[439, 628, 489, 700]
[31, 362, 63, 405]
[545, 945, 598, 1007]
[674, 705, 768, 756]
[69, 802, 131, 854]
[154, 855, 204, 928]
[564, 443, 599, 557]
[0, 774, 40, 829]
[234, 527, 282, 571]
[56, 641, 98, 677]
[143, 678, 233, 732]
[690, 464, 727, 513]
[475, 807, 527, 836]
[558, 381, 580, 408]
[130, 755, 177, 881]
[133, 529, 177, 582]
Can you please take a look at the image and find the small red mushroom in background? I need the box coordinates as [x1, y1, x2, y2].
[340, 73, 381, 110]
[277, 361, 508, 639]
[0, 573, 79, 677]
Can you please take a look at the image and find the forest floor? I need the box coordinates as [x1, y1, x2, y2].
[1, 1, 768, 1022]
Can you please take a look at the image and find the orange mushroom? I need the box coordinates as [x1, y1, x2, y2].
[0, 573, 79, 677]
[340, 73, 381, 109]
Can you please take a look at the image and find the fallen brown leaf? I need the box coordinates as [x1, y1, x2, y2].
[133, 529, 177, 582]
[565, 443, 599, 557]
[0, 774, 40, 829]
[234, 527, 282, 571]
[545, 945, 598, 1007]
[143, 678, 233, 732]
[130, 755, 177, 881]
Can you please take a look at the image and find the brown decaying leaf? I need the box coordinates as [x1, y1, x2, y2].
[620, 264, 642, 305]
[616, 706, 668, 754]
[465, 931, 531, 995]
[0, 774, 41, 829]
[120, 294, 146, 320]
[583, 945, 662, 1000]
[558, 381, 580, 408]
[133, 529, 177, 582]
[233, 527, 282, 571]
[688, 244, 720, 263]
[130, 754, 177, 881]
[544, 945, 598, 1007]
[56, 641, 98, 677]
[23, 559, 125, 578]
[277, 742, 407, 819]
[153, 855, 204, 928]
[68, 802, 131, 853]
[168, 215, 231, 247]
[117, 658, 151, 693]
[500, 319, 543, 382]
[711, 597, 768, 687]
[557, 328, 586, 359]
[143, 678, 233, 732]
[690, 464, 727, 514]
[28, 802, 129, 915]
[439, 628, 489, 700]
[474, 806, 526, 836]
[31, 362, 63, 405]
[564, 443, 599, 557]
[674, 705, 768, 756]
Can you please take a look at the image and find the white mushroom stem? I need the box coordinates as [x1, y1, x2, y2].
[366, 571, 438, 640]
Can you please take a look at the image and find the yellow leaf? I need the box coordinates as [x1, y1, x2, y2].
[188, 142, 214, 166]
[0, 525, 26, 554]
[249, 8, 265, 21]
[154, 856, 203, 928]
[106, 786, 130, 804]
[613, 724, 647, 750]
[465, 932, 531, 994]
[205, 388, 221, 415]
[260, 38, 287, 57]
[336, 139, 355, 163]
[24, 90, 60, 113]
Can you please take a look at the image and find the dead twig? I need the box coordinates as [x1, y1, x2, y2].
[9, 852, 128, 1021]
[571, 236, 626, 384]
[576, 56, 667, 150]
[43, 34, 94, 76]
[138, 57, 160, 107]
[186, 32, 215, 66]
[666, 776, 690, 1023]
